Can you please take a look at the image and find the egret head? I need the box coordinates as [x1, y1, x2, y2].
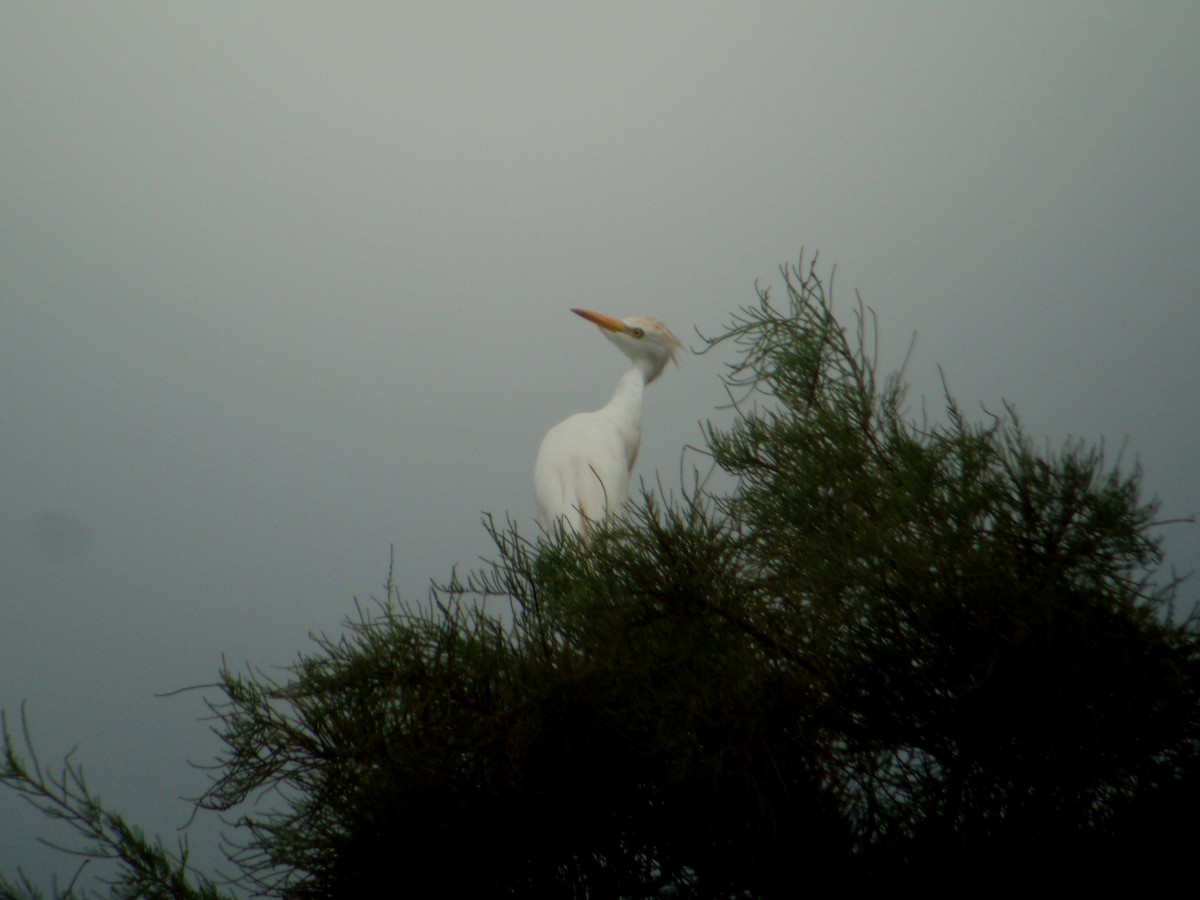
[572, 308, 682, 383]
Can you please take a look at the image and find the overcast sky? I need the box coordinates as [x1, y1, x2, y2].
[3, 2, 1198, 889]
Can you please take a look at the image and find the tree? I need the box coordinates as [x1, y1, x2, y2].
[4, 254, 1197, 898]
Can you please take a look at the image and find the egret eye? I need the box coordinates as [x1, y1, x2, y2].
[631, 326, 645, 338]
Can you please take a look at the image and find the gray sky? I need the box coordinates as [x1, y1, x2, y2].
[3, 2, 1198, 888]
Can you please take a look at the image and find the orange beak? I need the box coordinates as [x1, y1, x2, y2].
[572, 308, 628, 334]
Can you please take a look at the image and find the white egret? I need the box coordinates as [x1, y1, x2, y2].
[534, 308, 681, 535]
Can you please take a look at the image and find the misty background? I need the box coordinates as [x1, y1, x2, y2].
[2, 2, 1197, 888]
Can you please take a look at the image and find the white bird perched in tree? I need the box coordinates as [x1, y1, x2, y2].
[534, 308, 682, 536]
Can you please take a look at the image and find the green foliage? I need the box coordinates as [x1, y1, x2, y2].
[699, 258, 1199, 884]
[3, 254, 1197, 896]
[0, 707, 230, 900]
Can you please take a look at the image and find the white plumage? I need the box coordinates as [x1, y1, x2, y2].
[534, 308, 681, 535]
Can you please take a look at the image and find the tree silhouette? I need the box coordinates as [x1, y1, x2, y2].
[4, 254, 1197, 898]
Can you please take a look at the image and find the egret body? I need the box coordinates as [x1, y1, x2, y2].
[534, 308, 681, 535]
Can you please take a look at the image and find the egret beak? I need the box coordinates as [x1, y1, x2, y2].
[572, 308, 628, 334]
